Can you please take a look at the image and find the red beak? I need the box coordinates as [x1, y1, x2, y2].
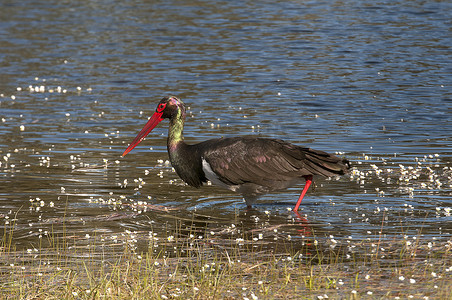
[122, 112, 163, 157]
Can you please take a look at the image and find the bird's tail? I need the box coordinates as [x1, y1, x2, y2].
[303, 148, 351, 177]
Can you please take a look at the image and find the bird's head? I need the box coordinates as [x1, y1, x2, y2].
[157, 96, 185, 119]
[122, 96, 185, 157]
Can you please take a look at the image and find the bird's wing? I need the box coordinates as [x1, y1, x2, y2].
[199, 137, 347, 187]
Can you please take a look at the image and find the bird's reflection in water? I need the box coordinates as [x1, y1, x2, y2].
[293, 210, 312, 237]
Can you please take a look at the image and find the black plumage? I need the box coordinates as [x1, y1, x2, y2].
[122, 96, 350, 210]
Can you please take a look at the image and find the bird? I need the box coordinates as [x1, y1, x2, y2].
[122, 96, 350, 211]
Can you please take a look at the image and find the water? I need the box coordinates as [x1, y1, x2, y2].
[0, 0, 451, 253]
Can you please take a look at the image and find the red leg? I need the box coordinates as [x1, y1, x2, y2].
[293, 175, 313, 211]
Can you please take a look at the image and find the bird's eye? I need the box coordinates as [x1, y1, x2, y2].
[157, 103, 166, 113]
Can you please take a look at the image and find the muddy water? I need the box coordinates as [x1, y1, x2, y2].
[0, 0, 451, 254]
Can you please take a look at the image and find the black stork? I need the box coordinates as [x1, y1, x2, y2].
[122, 96, 350, 211]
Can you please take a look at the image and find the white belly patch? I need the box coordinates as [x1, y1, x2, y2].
[201, 158, 238, 191]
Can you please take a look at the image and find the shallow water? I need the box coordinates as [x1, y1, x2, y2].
[0, 0, 451, 254]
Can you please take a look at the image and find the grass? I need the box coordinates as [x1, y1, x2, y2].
[1, 212, 451, 300]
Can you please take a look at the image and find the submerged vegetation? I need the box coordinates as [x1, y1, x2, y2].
[1, 210, 451, 299]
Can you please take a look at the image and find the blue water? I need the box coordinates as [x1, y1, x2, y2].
[0, 0, 451, 249]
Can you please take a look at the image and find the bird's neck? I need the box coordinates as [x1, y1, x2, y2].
[167, 108, 186, 153]
[167, 109, 194, 183]
[165, 107, 204, 188]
